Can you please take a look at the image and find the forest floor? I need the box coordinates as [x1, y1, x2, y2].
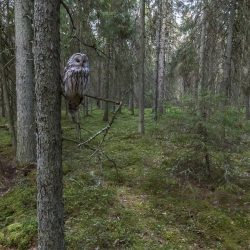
[0, 107, 250, 250]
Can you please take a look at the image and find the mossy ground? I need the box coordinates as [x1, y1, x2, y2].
[0, 107, 250, 249]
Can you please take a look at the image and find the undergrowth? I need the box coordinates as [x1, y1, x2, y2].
[0, 106, 249, 249]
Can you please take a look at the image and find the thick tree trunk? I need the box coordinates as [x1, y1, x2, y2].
[138, 0, 145, 134]
[34, 0, 64, 249]
[238, 1, 250, 119]
[15, 0, 36, 164]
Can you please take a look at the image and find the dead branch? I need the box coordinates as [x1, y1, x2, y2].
[99, 102, 122, 145]
[63, 136, 118, 174]
[78, 126, 110, 147]
[78, 101, 122, 147]
[61, 1, 76, 31]
[78, 87, 131, 148]
[84, 94, 120, 105]
[72, 35, 109, 58]
[3, 56, 15, 69]
[63, 137, 96, 150]
[60, 2, 107, 58]
[67, 88, 131, 180]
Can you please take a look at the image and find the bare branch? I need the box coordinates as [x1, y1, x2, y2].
[78, 126, 110, 147]
[72, 35, 109, 58]
[84, 94, 120, 105]
[61, 1, 76, 31]
[78, 101, 122, 148]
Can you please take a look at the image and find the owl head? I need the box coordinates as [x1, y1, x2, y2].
[67, 53, 89, 71]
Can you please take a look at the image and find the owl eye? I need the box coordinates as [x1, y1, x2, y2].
[75, 58, 80, 63]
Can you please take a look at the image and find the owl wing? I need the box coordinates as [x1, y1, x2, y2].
[81, 62, 90, 91]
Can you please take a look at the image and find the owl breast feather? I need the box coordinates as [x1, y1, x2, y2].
[63, 67, 88, 113]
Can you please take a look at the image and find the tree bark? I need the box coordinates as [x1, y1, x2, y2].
[129, 87, 135, 115]
[221, 0, 236, 101]
[97, 60, 102, 108]
[103, 41, 111, 122]
[138, 0, 145, 134]
[154, 0, 167, 120]
[199, 5, 207, 99]
[33, 0, 64, 249]
[198, 0, 211, 177]
[0, 81, 5, 117]
[15, 0, 36, 164]
[1, 70, 16, 150]
[0, 34, 16, 151]
[246, 92, 250, 120]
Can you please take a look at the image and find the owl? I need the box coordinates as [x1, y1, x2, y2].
[63, 53, 90, 117]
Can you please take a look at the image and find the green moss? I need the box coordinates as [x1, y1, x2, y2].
[0, 231, 5, 242]
[0, 218, 37, 250]
[7, 222, 22, 232]
[0, 108, 250, 249]
[0, 182, 36, 247]
[198, 210, 234, 231]
[63, 162, 73, 175]
[164, 228, 186, 245]
[197, 210, 250, 248]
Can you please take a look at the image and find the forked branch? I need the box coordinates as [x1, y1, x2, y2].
[78, 101, 122, 147]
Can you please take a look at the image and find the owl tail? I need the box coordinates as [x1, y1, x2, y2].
[68, 101, 78, 114]
[68, 97, 83, 122]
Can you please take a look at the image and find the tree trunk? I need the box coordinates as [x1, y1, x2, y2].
[154, 0, 167, 120]
[198, 0, 211, 177]
[0, 82, 5, 117]
[138, 0, 145, 134]
[0, 1, 16, 151]
[103, 41, 111, 122]
[154, 0, 160, 120]
[97, 60, 102, 108]
[15, 0, 36, 164]
[221, 0, 236, 101]
[2, 72, 16, 150]
[246, 92, 250, 120]
[0, 52, 16, 151]
[34, 0, 64, 249]
[129, 87, 135, 115]
[199, 6, 207, 99]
